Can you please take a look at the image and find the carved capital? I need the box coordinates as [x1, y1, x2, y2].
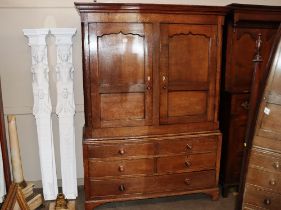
[50, 28, 76, 45]
[23, 29, 49, 46]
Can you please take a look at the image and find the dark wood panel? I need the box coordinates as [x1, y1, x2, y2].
[100, 93, 145, 124]
[167, 91, 207, 117]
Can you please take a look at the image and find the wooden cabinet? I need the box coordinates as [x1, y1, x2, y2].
[220, 4, 281, 196]
[239, 26, 281, 210]
[75, 3, 226, 209]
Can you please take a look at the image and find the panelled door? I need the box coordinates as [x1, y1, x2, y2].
[89, 23, 153, 128]
[159, 24, 218, 124]
[229, 27, 277, 92]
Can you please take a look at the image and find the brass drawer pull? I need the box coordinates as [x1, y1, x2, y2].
[118, 165, 124, 172]
[185, 160, 192, 168]
[269, 179, 276, 186]
[184, 178, 191, 185]
[263, 198, 271, 205]
[241, 100, 249, 110]
[273, 162, 280, 170]
[119, 148, 125, 155]
[119, 184, 126, 192]
[185, 144, 192, 151]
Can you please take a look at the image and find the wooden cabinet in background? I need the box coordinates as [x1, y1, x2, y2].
[220, 4, 281, 196]
[75, 3, 226, 209]
[240, 25, 281, 210]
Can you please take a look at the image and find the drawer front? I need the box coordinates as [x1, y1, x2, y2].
[89, 176, 155, 198]
[158, 136, 217, 155]
[88, 142, 154, 158]
[250, 150, 281, 173]
[231, 94, 250, 115]
[247, 167, 280, 193]
[157, 153, 216, 173]
[89, 170, 216, 198]
[89, 158, 154, 178]
[156, 170, 216, 192]
[244, 185, 281, 210]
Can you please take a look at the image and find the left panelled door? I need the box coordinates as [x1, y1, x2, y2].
[89, 23, 153, 128]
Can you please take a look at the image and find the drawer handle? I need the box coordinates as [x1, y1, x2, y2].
[119, 148, 125, 155]
[184, 178, 191, 185]
[119, 184, 126, 192]
[185, 144, 192, 151]
[185, 161, 192, 168]
[264, 198, 271, 205]
[273, 162, 280, 170]
[118, 165, 125, 172]
[241, 100, 249, 110]
[269, 179, 276, 186]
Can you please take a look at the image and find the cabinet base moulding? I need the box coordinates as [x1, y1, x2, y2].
[85, 187, 220, 210]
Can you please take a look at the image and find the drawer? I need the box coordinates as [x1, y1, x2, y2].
[155, 170, 216, 192]
[244, 184, 281, 210]
[231, 94, 250, 115]
[247, 167, 280, 193]
[89, 176, 155, 198]
[158, 136, 218, 155]
[89, 158, 154, 178]
[87, 142, 154, 158]
[89, 170, 216, 198]
[250, 150, 281, 173]
[254, 136, 281, 153]
[157, 153, 216, 173]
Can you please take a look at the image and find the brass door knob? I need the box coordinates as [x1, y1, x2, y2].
[263, 198, 271, 205]
[119, 148, 125, 155]
[119, 184, 126, 192]
[119, 165, 125, 172]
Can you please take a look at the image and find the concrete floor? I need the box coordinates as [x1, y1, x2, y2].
[74, 187, 237, 210]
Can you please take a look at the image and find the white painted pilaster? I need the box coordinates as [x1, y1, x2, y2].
[23, 28, 58, 200]
[51, 28, 77, 199]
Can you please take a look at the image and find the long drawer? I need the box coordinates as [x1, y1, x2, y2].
[89, 158, 154, 178]
[244, 184, 281, 210]
[157, 135, 218, 155]
[247, 167, 280, 193]
[250, 150, 281, 173]
[89, 170, 216, 198]
[157, 153, 217, 173]
[87, 142, 155, 159]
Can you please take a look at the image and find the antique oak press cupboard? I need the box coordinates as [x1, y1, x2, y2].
[75, 3, 226, 209]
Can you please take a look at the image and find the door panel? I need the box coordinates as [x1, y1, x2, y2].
[230, 28, 277, 91]
[89, 23, 153, 128]
[160, 24, 217, 124]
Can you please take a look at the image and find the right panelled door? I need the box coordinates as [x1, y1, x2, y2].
[159, 24, 217, 124]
